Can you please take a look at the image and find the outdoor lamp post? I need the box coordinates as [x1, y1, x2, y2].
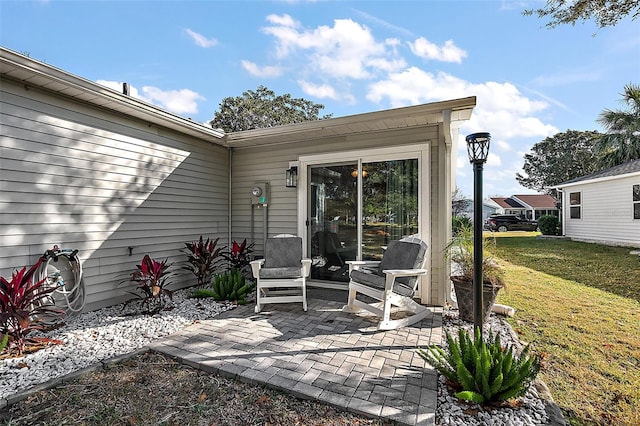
[466, 132, 491, 338]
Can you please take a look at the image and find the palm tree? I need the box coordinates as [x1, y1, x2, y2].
[596, 83, 640, 168]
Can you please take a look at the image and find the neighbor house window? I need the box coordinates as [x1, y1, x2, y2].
[634, 184, 640, 220]
[569, 191, 581, 219]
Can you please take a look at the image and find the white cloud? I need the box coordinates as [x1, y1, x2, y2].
[486, 152, 502, 167]
[142, 86, 205, 115]
[367, 68, 558, 140]
[96, 80, 205, 115]
[496, 139, 511, 151]
[185, 29, 218, 48]
[298, 80, 355, 103]
[261, 15, 404, 79]
[266, 13, 301, 28]
[408, 37, 467, 63]
[241, 60, 283, 78]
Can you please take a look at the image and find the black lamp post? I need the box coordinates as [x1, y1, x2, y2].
[465, 132, 491, 338]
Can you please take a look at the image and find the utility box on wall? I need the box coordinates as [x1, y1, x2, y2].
[251, 182, 269, 205]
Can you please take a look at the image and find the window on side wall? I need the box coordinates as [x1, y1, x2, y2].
[634, 184, 640, 220]
[569, 191, 581, 219]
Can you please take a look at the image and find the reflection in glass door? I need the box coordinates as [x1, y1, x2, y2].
[308, 158, 419, 283]
[361, 159, 419, 262]
[309, 164, 358, 282]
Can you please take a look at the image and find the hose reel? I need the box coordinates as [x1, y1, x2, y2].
[36, 245, 86, 316]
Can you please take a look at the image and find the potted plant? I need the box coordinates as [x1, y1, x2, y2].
[447, 223, 505, 323]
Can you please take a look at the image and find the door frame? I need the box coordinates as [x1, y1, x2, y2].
[296, 144, 431, 290]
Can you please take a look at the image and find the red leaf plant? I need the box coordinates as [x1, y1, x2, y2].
[222, 239, 255, 277]
[126, 255, 174, 314]
[181, 236, 224, 286]
[0, 257, 64, 354]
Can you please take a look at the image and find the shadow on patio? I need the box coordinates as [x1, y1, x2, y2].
[149, 290, 443, 426]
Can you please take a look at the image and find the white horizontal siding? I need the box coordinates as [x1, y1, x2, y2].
[0, 79, 230, 310]
[231, 125, 444, 304]
[564, 175, 640, 247]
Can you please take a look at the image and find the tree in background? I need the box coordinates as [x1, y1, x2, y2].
[451, 186, 471, 217]
[516, 130, 601, 195]
[210, 85, 332, 132]
[524, 0, 639, 29]
[595, 83, 640, 168]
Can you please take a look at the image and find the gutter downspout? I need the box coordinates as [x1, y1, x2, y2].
[556, 187, 565, 236]
[228, 147, 233, 253]
[442, 109, 454, 308]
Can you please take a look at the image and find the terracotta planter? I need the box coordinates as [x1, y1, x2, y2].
[451, 276, 502, 323]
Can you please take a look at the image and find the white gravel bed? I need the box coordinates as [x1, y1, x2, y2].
[0, 289, 234, 399]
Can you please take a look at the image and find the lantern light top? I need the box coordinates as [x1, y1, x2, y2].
[465, 132, 491, 164]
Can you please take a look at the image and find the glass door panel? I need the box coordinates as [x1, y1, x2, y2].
[309, 163, 358, 282]
[361, 159, 419, 261]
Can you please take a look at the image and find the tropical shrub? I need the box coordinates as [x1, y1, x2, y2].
[452, 215, 472, 236]
[446, 223, 505, 287]
[125, 255, 174, 313]
[538, 215, 560, 235]
[0, 258, 64, 354]
[182, 236, 224, 286]
[418, 327, 541, 404]
[192, 268, 253, 304]
[222, 239, 255, 276]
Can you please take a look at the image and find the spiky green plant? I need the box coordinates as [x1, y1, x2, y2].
[0, 332, 8, 353]
[418, 327, 541, 404]
[192, 268, 254, 304]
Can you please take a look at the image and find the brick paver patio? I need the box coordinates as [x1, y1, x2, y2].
[150, 296, 443, 426]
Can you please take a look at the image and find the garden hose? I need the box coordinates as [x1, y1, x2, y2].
[36, 245, 86, 316]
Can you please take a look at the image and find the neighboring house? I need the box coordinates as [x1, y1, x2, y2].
[554, 159, 640, 248]
[0, 47, 476, 310]
[486, 194, 558, 220]
[457, 199, 498, 223]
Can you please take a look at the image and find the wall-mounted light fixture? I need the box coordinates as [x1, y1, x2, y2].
[285, 166, 298, 188]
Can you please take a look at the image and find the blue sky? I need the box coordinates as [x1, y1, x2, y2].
[2, 0, 638, 198]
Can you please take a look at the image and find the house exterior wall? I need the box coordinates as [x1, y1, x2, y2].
[561, 175, 640, 247]
[230, 125, 449, 305]
[0, 78, 230, 310]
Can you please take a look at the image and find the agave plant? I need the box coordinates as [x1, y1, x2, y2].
[191, 268, 254, 304]
[182, 236, 224, 286]
[0, 258, 64, 354]
[418, 327, 541, 404]
[127, 255, 174, 313]
[222, 239, 255, 276]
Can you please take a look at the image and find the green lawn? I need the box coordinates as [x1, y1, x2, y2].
[490, 235, 640, 425]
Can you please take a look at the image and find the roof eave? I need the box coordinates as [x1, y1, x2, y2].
[553, 170, 640, 189]
[223, 96, 476, 148]
[0, 47, 225, 143]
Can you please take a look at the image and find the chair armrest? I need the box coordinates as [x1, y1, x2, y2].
[301, 258, 312, 277]
[382, 268, 428, 291]
[250, 259, 265, 278]
[346, 260, 380, 273]
[382, 268, 428, 277]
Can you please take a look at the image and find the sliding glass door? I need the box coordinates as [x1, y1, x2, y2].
[308, 158, 419, 283]
[309, 163, 358, 281]
[361, 159, 418, 262]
